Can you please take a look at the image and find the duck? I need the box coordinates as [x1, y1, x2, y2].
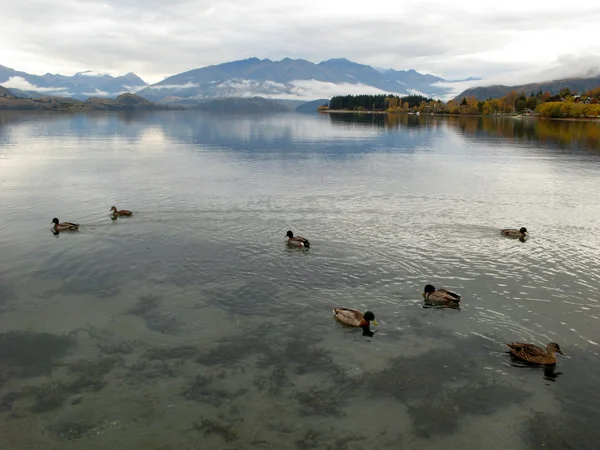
[286, 230, 310, 248]
[110, 206, 133, 218]
[501, 227, 528, 238]
[506, 341, 564, 365]
[51, 218, 79, 232]
[332, 308, 378, 336]
[422, 284, 461, 305]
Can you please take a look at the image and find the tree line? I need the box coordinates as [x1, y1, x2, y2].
[322, 88, 600, 119]
[327, 94, 436, 111]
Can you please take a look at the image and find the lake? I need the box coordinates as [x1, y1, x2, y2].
[0, 111, 599, 449]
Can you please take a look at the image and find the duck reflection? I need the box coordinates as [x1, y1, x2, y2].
[509, 355, 564, 382]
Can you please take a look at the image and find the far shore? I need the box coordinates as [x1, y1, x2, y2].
[319, 109, 600, 122]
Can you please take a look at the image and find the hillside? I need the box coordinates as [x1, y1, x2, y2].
[0, 86, 15, 98]
[456, 76, 600, 100]
[138, 57, 459, 102]
[0, 90, 176, 111]
[0, 64, 147, 100]
[295, 99, 329, 112]
[190, 97, 291, 113]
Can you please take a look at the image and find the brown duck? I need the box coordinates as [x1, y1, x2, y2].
[110, 206, 133, 219]
[507, 342, 564, 365]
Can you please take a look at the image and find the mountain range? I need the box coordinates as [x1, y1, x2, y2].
[0, 58, 468, 103]
[137, 57, 459, 103]
[455, 76, 600, 101]
[2, 58, 600, 108]
[0, 64, 147, 100]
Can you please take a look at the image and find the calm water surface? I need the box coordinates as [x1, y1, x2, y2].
[1, 111, 599, 449]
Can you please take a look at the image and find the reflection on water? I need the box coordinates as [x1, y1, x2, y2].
[328, 112, 600, 152]
[1, 110, 600, 449]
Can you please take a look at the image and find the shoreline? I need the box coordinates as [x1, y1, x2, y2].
[319, 109, 600, 122]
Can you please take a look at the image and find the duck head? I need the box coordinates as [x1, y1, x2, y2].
[362, 310, 378, 326]
[422, 284, 436, 298]
[110, 206, 117, 212]
[547, 342, 564, 355]
[360, 311, 379, 336]
[286, 230, 294, 238]
[519, 227, 528, 234]
[51, 218, 59, 225]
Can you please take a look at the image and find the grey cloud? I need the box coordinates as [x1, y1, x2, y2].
[2, 0, 599, 84]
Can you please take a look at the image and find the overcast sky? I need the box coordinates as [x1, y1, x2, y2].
[1, 0, 599, 85]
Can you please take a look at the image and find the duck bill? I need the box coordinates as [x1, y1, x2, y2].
[371, 320, 378, 326]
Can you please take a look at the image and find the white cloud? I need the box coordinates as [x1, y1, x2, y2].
[191, 79, 404, 100]
[2, 76, 69, 94]
[406, 88, 429, 97]
[77, 70, 109, 77]
[147, 82, 199, 90]
[433, 53, 600, 100]
[122, 85, 146, 92]
[1, 0, 599, 85]
[285, 80, 402, 100]
[80, 88, 110, 97]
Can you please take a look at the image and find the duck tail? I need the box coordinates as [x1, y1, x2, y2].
[448, 291, 461, 301]
[303, 240, 310, 248]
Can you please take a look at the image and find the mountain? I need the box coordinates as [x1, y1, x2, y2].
[190, 97, 291, 113]
[0, 90, 176, 111]
[138, 57, 457, 102]
[0, 64, 147, 100]
[0, 86, 15, 98]
[295, 99, 329, 112]
[455, 75, 600, 100]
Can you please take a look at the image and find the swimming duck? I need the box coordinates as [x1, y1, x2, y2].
[110, 206, 133, 218]
[332, 308, 378, 336]
[286, 230, 310, 248]
[507, 342, 564, 365]
[51, 218, 79, 232]
[422, 284, 461, 305]
[501, 227, 528, 238]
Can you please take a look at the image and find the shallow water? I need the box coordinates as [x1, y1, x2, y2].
[1, 111, 599, 449]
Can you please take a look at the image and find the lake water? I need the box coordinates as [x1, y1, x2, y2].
[1, 111, 599, 449]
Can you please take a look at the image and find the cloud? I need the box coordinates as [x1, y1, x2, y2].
[284, 80, 400, 100]
[433, 53, 600, 100]
[2, 76, 69, 94]
[80, 88, 110, 97]
[1, 0, 599, 85]
[147, 82, 199, 90]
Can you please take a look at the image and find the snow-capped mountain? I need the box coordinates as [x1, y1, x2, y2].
[138, 57, 461, 102]
[0, 64, 147, 99]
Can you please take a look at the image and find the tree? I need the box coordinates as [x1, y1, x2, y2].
[526, 97, 538, 111]
[559, 87, 572, 98]
[461, 97, 467, 106]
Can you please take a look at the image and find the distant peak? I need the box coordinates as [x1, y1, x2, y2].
[76, 70, 110, 77]
[320, 58, 352, 64]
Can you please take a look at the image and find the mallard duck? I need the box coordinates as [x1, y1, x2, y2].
[507, 342, 564, 365]
[422, 284, 461, 305]
[501, 227, 528, 238]
[332, 308, 378, 336]
[51, 218, 79, 232]
[286, 230, 310, 248]
[110, 206, 133, 217]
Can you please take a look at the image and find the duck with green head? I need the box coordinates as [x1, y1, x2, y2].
[332, 308, 378, 336]
[501, 227, 528, 239]
[286, 230, 310, 248]
[51, 218, 79, 233]
[422, 284, 461, 306]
